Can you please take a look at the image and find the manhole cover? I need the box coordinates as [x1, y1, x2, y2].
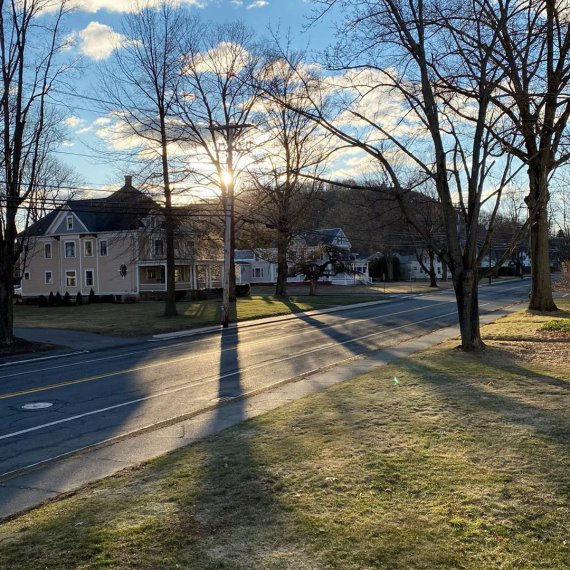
[21, 402, 53, 410]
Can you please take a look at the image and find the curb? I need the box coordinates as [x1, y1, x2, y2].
[149, 297, 398, 341]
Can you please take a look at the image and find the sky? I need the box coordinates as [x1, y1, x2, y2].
[53, 0, 330, 193]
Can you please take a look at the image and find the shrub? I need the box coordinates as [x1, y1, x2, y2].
[236, 283, 251, 297]
[38, 294, 48, 307]
[48, 292, 55, 306]
[55, 292, 62, 306]
[76, 292, 83, 305]
[88, 289, 97, 304]
[63, 292, 72, 306]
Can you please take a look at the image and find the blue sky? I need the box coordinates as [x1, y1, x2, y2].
[55, 1, 330, 191]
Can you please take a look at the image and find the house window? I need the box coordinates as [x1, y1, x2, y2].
[147, 268, 157, 280]
[24, 271, 30, 280]
[99, 240, 108, 256]
[253, 267, 264, 278]
[84, 240, 93, 257]
[66, 216, 74, 230]
[119, 264, 128, 279]
[85, 270, 94, 287]
[65, 241, 76, 258]
[66, 270, 76, 287]
[45, 271, 53, 285]
[154, 239, 164, 257]
[44, 243, 52, 259]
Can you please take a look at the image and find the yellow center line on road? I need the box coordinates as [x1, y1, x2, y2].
[0, 307, 463, 402]
[0, 350, 209, 401]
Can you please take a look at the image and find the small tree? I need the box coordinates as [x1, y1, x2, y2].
[290, 243, 354, 295]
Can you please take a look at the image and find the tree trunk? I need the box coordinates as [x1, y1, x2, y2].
[229, 199, 237, 302]
[453, 270, 485, 351]
[164, 215, 177, 317]
[161, 128, 177, 317]
[275, 231, 288, 298]
[386, 252, 394, 281]
[441, 259, 448, 281]
[527, 166, 557, 311]
[0, 262, 15, 347]
[428, 250, 438, 287]
[309, 278, 317, 296]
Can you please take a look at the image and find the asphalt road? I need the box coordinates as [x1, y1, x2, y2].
[0, 280, 531, 480]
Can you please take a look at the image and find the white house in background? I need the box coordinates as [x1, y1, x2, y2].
[396, 253, 450, 281]
[236, 228, 371, 286]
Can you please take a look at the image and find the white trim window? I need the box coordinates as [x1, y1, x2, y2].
[66, 215, 74, 230]
[44, 242, 52, 259]
[66, 270, 76, 287]
[253, 267, 264, 278]
[99, 240, 108, 256]
[85, 269, 94, 287]
[154, 239, 164, 257]
[45, 271, 53, 285]
[84, 240, 93, 257]
[65, 241, 76, 258]
[24, 271, 30, 281]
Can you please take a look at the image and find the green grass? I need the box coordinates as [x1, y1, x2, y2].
[1, 302, 569, 568]
[540, 318, 570, 333]
[14, 294, 384, 336]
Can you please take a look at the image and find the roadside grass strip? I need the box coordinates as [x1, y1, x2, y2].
[1, 301, 569, 569]
[14, 294, 385, 337]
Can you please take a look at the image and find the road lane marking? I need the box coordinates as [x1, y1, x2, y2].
[0, 302, 444, 381]
[0, 309, 460, 442]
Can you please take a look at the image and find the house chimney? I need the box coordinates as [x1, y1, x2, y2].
[125, 175, 133, 187]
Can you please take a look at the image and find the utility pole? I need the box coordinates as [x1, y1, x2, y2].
[210, 123, 254, 328]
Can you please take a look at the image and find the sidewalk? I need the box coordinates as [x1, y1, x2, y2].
[0, 303, 522, 520]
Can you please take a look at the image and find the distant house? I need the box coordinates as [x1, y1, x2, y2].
[19, 176, 223, 298]
[396, 253, 450, 281]
[236, 228, 370, 286]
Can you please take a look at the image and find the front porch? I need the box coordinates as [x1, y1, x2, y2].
[138, 261, 223, 293]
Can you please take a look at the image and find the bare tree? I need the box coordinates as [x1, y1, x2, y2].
[289, 0, 516, 350]
[462, 0, 570, 311]
[0, 0, 73, 347]
[251, 52, 330, 297]
[27, 156, 81, 223]
[100, 1, 187, 316]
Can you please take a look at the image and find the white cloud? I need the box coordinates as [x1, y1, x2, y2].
[64, 116, 84, 128]
[246, 0, 268, 8]
[230, 0, 244, 5]
[66, 0, 205, 13]
[78, 22, 126, 60]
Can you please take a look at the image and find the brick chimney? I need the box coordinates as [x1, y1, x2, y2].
[124, 175, 133, 188]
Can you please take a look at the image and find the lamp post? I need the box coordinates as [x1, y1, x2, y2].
[209, 123, 254, 328]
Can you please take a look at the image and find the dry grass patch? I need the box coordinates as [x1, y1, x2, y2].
[1, 303, 569, 569]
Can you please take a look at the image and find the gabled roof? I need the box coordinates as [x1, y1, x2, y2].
[304, 228, 350, 248]
[24, 177, 157, 237]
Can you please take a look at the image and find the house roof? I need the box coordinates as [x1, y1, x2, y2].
[24, 177, 158, 237]
[304, 228, 350, 247]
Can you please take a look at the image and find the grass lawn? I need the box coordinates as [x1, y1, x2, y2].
[1, 301, 569, 569]
[14, 294, 385, 337]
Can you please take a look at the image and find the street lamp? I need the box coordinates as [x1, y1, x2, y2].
[209, 122, 254, 328]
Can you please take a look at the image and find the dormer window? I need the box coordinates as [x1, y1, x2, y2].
[66, 216, 74, 230]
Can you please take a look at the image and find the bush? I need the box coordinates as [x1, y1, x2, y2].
[76, 292, 83, 305]
[38, 294, 48, 307]
[236, 283, 251, 297]
[55, 292, 62, 306]
[48, 292, 55, 306]
[63, 292, 72, 306]
[88, 289, 97, 304]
